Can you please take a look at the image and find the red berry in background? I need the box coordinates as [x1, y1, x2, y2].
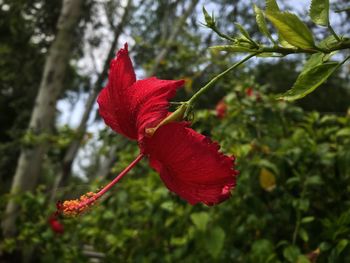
[245, 87, 262, 102]
[215, 100, 227, 119]
[48, 215, 64, 234]
[245, 87, 254, 97]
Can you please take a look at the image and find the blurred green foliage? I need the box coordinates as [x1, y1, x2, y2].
[1, 82, 349, 262]
[1, 0, 350, 262]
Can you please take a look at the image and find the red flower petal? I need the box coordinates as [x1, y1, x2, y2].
[128, 77, 184, 141]
[97, 43, 137, 139]
[143, 122, 238, 206]
[97, 44, 184, 140]
[97, 85, 124, 134]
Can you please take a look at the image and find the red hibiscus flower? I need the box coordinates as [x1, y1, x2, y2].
[215, 99, 227, 119]
[57, 44, 237, 215]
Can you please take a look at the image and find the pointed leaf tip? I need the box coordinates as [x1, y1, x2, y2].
[278, 61, 339, 101]
[310, 0, 329, 26]
[266, 11, 315, 49]
[254, 4, 275, 43]
[202, 6, 215, 27]
[266, 0, 280, 13]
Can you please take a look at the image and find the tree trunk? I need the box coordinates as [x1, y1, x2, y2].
[50, 0, 133, 201]
[2, 0, 83, 238]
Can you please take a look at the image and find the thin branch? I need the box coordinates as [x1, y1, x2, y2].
[147, 0, 200, 76]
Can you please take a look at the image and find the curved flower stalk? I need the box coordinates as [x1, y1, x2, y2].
[56, 44, 238, 216]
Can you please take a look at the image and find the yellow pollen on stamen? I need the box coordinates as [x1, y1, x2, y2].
[60, 192, 97, 216]
[56, 154, 145, 217]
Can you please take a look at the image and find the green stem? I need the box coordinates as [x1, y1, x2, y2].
[335, 7, 350, 13]
[187, 52, 258, 106]
[292, 210, 301, 245]
[257, 39, 350, 55]
[330, 54, 350, 78]
[211, 26, 236, 42]
[292, 168, 307, 245]
[328, 23, 341, 42]
[340, 54, 350, 66]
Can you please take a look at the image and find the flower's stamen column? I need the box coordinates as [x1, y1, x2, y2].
[59, 153, 144, 216]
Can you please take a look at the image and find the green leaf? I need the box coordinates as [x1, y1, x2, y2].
[303, 53, 326, 71]
[170, 236, 189, 246]
[336, 239, 348, 255]
[250, 239, 276, 262]
[297, 255, 311, 263]
[160, 201, 174, 212]
[286, 177, 300, 185]
[278, 62, 339, 101]
[254, 5, 275, 43]
[310, 0, 329, 26]
[318, 35, 339, 49]
[301, 216, 315, 224]
[278, 33, 296, 48]
[234, 23, 255, 44]
[206, 227, 225, 258]
[190, 212, 209, 231]
[266, 0, 280, 12]
[320, 242, 332, 251]
[266, 11, 315, 49]
[210, 45, 254, 53]
[336, 127, 350, 137]
[305, 175, 323, 185]
[255, 159, 279, 175]
[293, 199, 310, 211]
[298, 199, 310, 211]
[299, 228, 309, 242]
[202, 7, 215, 27]
[283, 245, 301, 263]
